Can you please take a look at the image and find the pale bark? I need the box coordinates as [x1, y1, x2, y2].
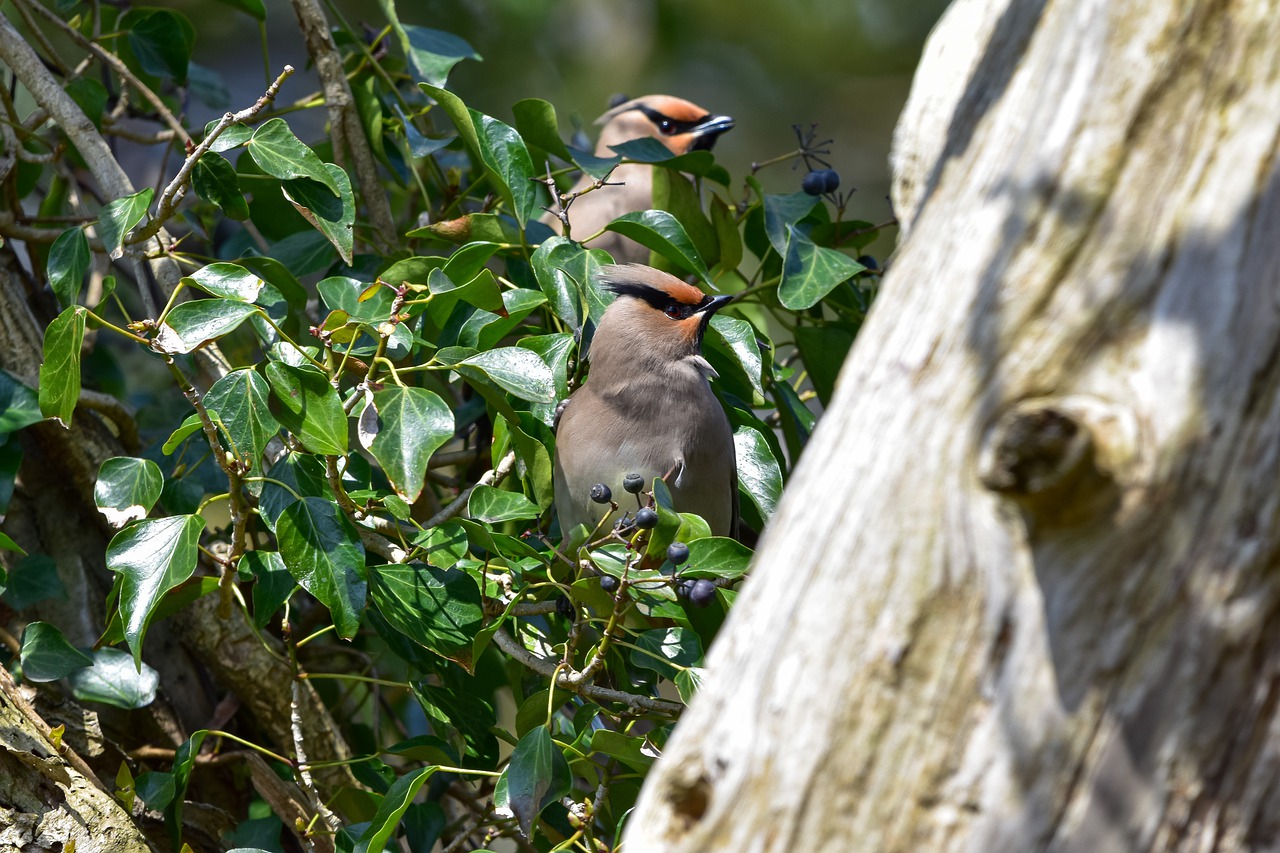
[626, 1, 1280, 851]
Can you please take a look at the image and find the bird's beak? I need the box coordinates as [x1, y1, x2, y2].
[689, 115, 735, 151]
[699, 294, 735, 316]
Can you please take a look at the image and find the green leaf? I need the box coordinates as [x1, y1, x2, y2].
[467, 485, 540, 523]
[0, 371, 42, 433]
[705, 315, 764, 399]
[97, 577, 219, 648]
[590, 729, 655, 773]
[212, 0, 265, 19]
[472, 111, 538, 227]
[734, 425, 783, 521]
[265, 362, 348, 455]
[353, 765, 440, 853]
[1, 554, 62, 608]
[681, 537, 752, 580]
[454, 347, 555, 403]
[0, 532, 24, 557]
[134, 772, 175, 810]
[94, 456, 164, 527]
[203, 368, 280, 488]
[48, 227, 90, 309]
[67, 647, 159, 709]
[361, 386, 454, 503]
[631, 627, 703, 680]
[367, 563, 483, 671]
[400, 25, 480, 87]
[98, 188, 154, 259]
[609, 138, 730, 183]
[162, 412, 206, 455]
[507, 727, 571, 837]
[277, 497, 366, 638]
[653, 169, 718, 268]
[246, 118, 340, 195]
[711, 195, 743, 272]
[794, 323, 856, 407]
[39, 305, 86, 427]
[192, 151, 250, 220]
[419, 84, 479, 160]
[19, 622, 93, 682]
[282, 164, 355, 265]
[166, 730, 208, 849]
[106, 515, 204, 667]
[605, 211, 711, 283]
[241, 550, 295, 630]
[511, 98, 572, 161]
[152, 299, 258, 354]
[187, 262, 264, 302]
[123, 8, 194, 83]
[761, 189, 819, 256]
[65, 77, 108, 128]
[202, 120, 253, 153]
[779, 226, 866, 309]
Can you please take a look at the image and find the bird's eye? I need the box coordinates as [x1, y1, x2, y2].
[657, 118, 675, 135]
[664, 303, 684, 320]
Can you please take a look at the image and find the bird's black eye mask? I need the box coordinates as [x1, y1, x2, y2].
[634, 105, 712, 137]
[607, 282, 714, 321]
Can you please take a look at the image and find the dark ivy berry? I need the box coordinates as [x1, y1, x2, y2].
[622, 473, 645, 494]
[689, 578, 717, 608]
[589, 483, 612, 504]
[600, 574, 619, 593]
[555, 594, 575, 621]
[666, 541, 690, 565]
[821, 168, 840, 193]
[857, 254, 878, 270]
[802, 170, 827, 196]
[634, 507, 658, 530]
[676, 579, 696, 600]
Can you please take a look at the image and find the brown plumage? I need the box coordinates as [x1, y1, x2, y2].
[553, 265, 738, 538]
[543, 95, 734, 263]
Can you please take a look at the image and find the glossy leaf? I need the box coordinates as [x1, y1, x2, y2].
[605, 211, 711, 283]
[400, 24, 480, 87]
[20, 621, 93, 682]
[192, 151, 250, 219]
[246, 118, 340, 195]
[241, 550, 295, 630]
[282, 164, 355, 265]
[362, 386, 454, 503]
[0, 371, 42, 433]
[203, 368, 280, 486]
[48, 227, 89, 309]
[39, 305, 86, 427]
[507, 727, 571, 837]
[203, 120, 253, 152]
[419, 84, 480, 157]
[123, 8, 194, 83]
[106, 514, 204, 667]
[67, 647, 159, 709]
[265, 362, 348, 455]
[134, 772, 175, 810]
[734, 425, 783, 521]
[511, 97, 572, 160]
[761, 188, 819, 256]
[186, 262, 264, 302]
[681, 537, 753, 580]
[1, 554, 62, 609]
[94, 456, 164, 528]
[162, 412, 206, 455]
[454, 347, 555, 403]
[711, 195, 743, 272]
[706, 315, 764, 398]
[653, 169, 718, 268]
[166, 730, 208, 849]
[591, 730, 656, 773]
[153, 299, 258, 354]
[779, 226, 866, 310]
[609, 138, 730, 184]
[353, 765, 439, 853]
[98, 188, 154, 259]
[277, 497, 366, 638]
[368, 563, 483, 670]
[631, 627, 702, 680]
[472, 111, 538, 227]
[467, 485, 540, 523]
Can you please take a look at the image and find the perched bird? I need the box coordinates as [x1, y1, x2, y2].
[553, 264, 738, 538]
[543, 95, 735, 263]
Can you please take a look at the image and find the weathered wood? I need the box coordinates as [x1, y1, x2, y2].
[625, 0, 1280, 850]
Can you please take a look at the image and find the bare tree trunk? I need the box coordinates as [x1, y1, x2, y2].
[625, 0, 1280, 850]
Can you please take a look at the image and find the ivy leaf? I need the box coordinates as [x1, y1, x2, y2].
[794, 324, 856, 407]
[123, 8, 194, 83]
[246, 118, 340, 196]
[0, 371, 42, 434]
[265, 362, 348, 456]
[192, 151, 250, 220]
[680, 537, 753, 580]
[106, 515, 205, 667]
[152, 299, 258, 354]
[282, 164, 355, 265]
[277, 497, 366, 638]
[761, 189, 819, 256]
[511, 97, 572, 161]
[367, 563, 483, 671]
[241, 551, 295, 630]
[165, 730, 208, 850]
[203, 368, 280, 489]
[399, 24, 480, 87]
[94, 456, 164, 528]
[48, 227, 90, 309]
[467, 485, 540, 523]
[361, 386, 454, 503]
[507, 727, 571, 837]
[67, 647, 159, 709]
[453, 347, 556, 403]
[352, 765, 440, 853]
[39, 305, 86, 427]
[98, 188, 153, 260]
[186, 262, 264, 302]
[19, 622, 93, 682]
[734, 425, 783, 521]
[779, 226, 866, 310]
[631, 627, 703, 680]
[605, 211, 711, 283]
[472, 111, 538, 227]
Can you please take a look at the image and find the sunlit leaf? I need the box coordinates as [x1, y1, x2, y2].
[605, 211, 711, 283]
[265, 362, 347, 456]
[353, 765, 440, 853]
[48, 227, 89, 309]
[186, 262, 264, 302]
[507, 727, 571, 837]
[193, 150, 250, 219]
[98, 188, 153, 259]
[67, 647, 159, 709]
[247, 118, 340, 195]
[277, 497, 366, 638]
[362, 386, 454, 503]
[282, 164, 355, 265]
[94, 456, 164, 528]
[779, 226, 866, 310]
[152, 299, 258, 354]
[38, 305, 86, 427]
[106, 514, 204, 667]
[368, 563, 483, 670]
[19, 621, 93, 682]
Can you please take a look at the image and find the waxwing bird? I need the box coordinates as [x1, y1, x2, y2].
[543, 95, 735, 264]
[553, 264, 738, 538]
